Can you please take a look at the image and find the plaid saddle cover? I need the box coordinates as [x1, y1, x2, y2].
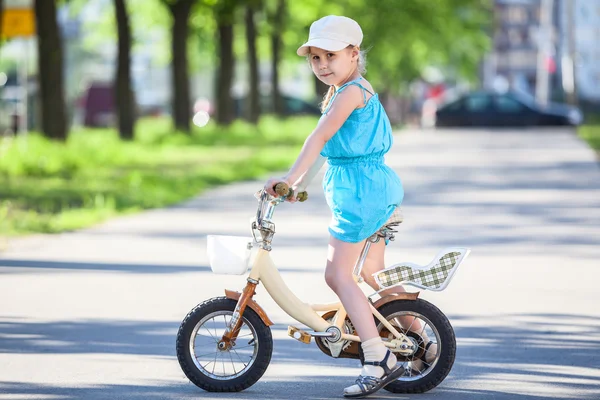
[374, 251, 463, 290]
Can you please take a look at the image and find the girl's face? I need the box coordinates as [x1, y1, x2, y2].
[309, 46, 359, 87]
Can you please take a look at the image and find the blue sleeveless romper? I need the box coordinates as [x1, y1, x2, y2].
[320, 77, 404, 243]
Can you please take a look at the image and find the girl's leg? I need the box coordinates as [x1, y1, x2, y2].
[359, 239, 437, 367]
[324, 235, 399, 395]
[325, 236, 379, 340]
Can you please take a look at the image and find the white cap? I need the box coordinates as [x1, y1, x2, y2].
[296, 15, 363, 56]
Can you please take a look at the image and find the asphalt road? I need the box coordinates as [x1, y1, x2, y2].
[1, 127, 599, 400]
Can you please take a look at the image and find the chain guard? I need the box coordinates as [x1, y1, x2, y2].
[314, 311, 360, 359]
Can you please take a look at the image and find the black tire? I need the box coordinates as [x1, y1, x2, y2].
[359, 299, 456, 394]
[176, 297, 273, 392]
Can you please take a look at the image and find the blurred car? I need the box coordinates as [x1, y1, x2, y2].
[234, 94, 321, 117]
[435, 90, 583, 127]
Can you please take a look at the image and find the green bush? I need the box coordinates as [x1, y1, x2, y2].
[0, 115, 317, 236]
[578, 115, 600, 151]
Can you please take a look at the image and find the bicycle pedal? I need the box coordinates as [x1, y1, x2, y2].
[288, 325, 311, 344]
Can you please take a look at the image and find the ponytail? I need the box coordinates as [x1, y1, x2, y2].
[320, 86, 335, 113]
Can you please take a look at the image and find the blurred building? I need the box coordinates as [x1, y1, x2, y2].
[483, 0, 553, 95]
[559, 0, 600, 103]
[483, 0, 600, 104]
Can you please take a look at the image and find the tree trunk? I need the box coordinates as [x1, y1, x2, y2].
[215, 1, 236, 125]
[270, 0, 285, 116]
[114, 0, 135, 140]
[34, 0, 67, 140]
[245, 5, 260, 124]
[166, 0, 194, 133]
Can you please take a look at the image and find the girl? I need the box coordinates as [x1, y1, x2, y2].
[265, 15, 433, 398]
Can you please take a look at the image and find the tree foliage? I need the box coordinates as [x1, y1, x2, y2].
[285, 0, 491, 91]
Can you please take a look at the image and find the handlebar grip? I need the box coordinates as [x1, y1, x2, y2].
[297, 191, 308, 202]
[274, 182, 290, 197]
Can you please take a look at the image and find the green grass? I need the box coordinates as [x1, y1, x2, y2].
[0, 115, 317, 236]
[578, 115, 600, 151]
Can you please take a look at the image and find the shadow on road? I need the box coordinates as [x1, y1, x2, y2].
[0, 313, 599, 399]
[0, 259, 315, 275]
[0, 259, 209, 274]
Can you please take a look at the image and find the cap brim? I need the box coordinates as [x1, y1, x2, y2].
[296, 38, 351, 56]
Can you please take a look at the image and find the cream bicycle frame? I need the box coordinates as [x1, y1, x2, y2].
[219, 187, 408, 348]
[247, 246, 406, 345]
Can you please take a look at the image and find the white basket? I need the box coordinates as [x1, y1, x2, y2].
[207, 235, 253, 275]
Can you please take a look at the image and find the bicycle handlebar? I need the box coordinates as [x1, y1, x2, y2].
[254, 182, 308, 232]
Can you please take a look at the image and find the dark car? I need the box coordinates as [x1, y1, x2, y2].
[234, 94, 321, 117]
[435, 90, 583, 127]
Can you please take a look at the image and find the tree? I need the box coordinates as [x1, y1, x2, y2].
[162, 0, 195, 133]
[114, 0, 136, 140]
[34, 0, 67, 140]
[214, 0, 236, 125]
[268, 0, 285, 116]
[245, 1, 260, 123]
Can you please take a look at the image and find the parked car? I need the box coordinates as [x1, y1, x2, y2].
[435, 90, 583, 127]
[234, 94, 321, 117]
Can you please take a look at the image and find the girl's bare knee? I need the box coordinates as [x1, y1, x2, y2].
[324, 269, 352, 294]
[324, 269, 341, 292]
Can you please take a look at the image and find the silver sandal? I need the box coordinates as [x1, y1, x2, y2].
[343, 350, 404, 398]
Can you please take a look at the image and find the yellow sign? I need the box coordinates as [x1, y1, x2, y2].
[2, 8, 35, 38]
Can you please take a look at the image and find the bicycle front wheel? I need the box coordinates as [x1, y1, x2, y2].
[176, 297, 273, 392]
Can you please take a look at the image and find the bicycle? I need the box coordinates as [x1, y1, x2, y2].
[176, 183, 470, 394]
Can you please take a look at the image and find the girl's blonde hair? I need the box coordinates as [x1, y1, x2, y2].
[319, 46, 368, 113]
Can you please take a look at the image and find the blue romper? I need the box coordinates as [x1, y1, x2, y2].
[320, 77, 404, 243]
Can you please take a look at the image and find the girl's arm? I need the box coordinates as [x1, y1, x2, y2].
[265, 85, 364, 196]
[294, 154, 326, 192]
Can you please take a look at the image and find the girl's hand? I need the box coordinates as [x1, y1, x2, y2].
[264, 177, 289, 197]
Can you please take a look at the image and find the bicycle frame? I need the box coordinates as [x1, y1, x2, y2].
[246, 247, 407, 344]
[219, 189, 410, 350]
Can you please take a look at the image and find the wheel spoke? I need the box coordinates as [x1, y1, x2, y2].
[201, 359, 215, 370]
[228, 344, 255, 351]
[406, 315, 418, 333]
[213, 318, 219, 341]
[203, 324, 219, 343]
[418, 319, 428, 337]
[212, 348, 218, 375]
[231, 347, 249, 369]
[222, 352, 226, 375]
[228, 349, 237, 375]
[195, 350, 220, 359]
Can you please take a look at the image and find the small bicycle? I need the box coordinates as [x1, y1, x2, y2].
[176, 183, 470, 394]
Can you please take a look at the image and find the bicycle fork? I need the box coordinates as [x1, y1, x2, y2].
[218, 279, 258, 350]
